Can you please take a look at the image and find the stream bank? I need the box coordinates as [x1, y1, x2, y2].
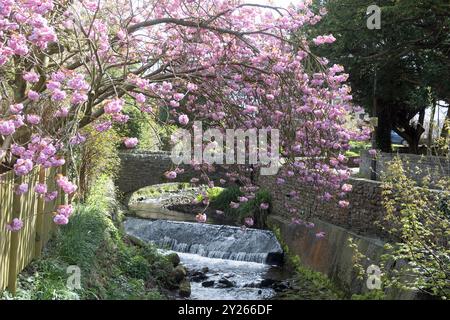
[125, 183, 344, 300]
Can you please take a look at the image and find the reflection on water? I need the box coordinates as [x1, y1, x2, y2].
[129, 197, 221, 224]
[130, 198, 198, 222]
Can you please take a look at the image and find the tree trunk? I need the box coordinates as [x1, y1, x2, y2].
[427, 100, 436, 147]
[375, 104, 392, 152]
[441, 104, 450, 139]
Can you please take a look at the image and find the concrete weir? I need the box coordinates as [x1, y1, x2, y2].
[124, 217, 284, 265]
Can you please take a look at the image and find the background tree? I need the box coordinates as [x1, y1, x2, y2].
[309, 0, 450, 153]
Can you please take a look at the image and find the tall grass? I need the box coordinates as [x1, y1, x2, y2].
[2, 175, 172, 300]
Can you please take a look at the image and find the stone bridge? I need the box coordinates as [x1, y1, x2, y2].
[115, 151, 228, 195]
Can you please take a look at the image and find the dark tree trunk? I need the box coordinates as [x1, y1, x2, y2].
[375, 104, 393, 152]
[395, 109, 426, 154]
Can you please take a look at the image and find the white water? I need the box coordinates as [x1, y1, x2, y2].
[164, 251, 276, 300]
[127, 186, 284, 300]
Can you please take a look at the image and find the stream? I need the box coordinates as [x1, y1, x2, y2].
[125, 187, 287, 300]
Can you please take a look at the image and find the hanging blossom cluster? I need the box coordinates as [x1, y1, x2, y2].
[0, 0, 57, 66]
[1, 0, 369, 233]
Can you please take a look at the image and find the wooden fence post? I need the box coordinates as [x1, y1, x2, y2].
[7, 177, 22, 294]
[34, 167, 46, 258]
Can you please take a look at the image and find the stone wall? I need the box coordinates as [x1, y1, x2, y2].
[360, 151, 450, 184]
[257, 175, 389, 240]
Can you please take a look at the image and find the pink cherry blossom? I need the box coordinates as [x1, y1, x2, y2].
[339, 200, 350, 208]
[7, 218, 24, 232]
[95, 121, 112, 132]
[313, 34, 336, 45]
[104, 98, 124, 114]
[51, 89, 67, 101]
[15, 183, 29, 195]
[45, 191, 58, 202]
[28, 90, 40, 101]
[55, 107, 69, 117]
[124, 137, 139, 149]
[26, 114, 41, 125]
[23, 71, 40, 83]
[315, 231, 326, 239]
[230, 201, 240, 209]
[244, 217, 254, 227]
[0, 120, 16, 135]
[10, 103, 24, 114]
[71, 92, 88, 105]
[260, 203, 269, 210]
[196, 213, 207, 223]
[238, 196, 248, 203]
[165, 171, 177, 179]
[57, 205, 74, 217]
[34, 183, 48, 195]
[56, 175, 78, 194]
[341, 184, 353, 192]
[178, 114, 189, 125]
[53, 214, 69, 225]
[14, 159, 33, 176]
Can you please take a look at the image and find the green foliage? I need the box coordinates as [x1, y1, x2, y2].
[196, 187, 224, 203]
[236, 190, 271, 226]
[130, 183, 193, 202]
[2, 258, 80, 300]
[309, 0, 450, 152]
[377, 158, 450, 299]
[55, 206, 114, 270]
[114, 104, 158, 150]
[209, 186, 243, 215]
[209, 187, 271, 226]
[75, 125, 121, 200]
[3, 177, 172, 300]
[348, 141, 370, 156]
[351, 290, 385, 300]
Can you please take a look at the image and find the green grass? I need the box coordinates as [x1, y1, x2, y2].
[208, 187, 271, 226]
[2, 176, 173, 300]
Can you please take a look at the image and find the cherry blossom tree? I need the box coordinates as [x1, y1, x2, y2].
[0, 0, 370, 230]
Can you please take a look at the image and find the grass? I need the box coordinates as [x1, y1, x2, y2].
[207, 187, 271, 226]
[1, 176, 174, 300]
[130, 183, 194, 201]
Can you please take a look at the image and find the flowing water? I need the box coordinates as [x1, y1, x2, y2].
[126, 194, 285, 300]
[175, 252, 276, 300]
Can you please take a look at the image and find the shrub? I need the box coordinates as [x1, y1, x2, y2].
[209, 187, 271, 227]
[349, 157, 450, 299]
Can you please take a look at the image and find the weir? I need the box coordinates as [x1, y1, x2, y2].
[124, 218, 283, 265]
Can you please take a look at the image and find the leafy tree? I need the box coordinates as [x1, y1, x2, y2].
[0, 0, 368, 230]
[309, 0, 450, 152]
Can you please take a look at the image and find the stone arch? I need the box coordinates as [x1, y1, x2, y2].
[115, 151, 228, 196]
